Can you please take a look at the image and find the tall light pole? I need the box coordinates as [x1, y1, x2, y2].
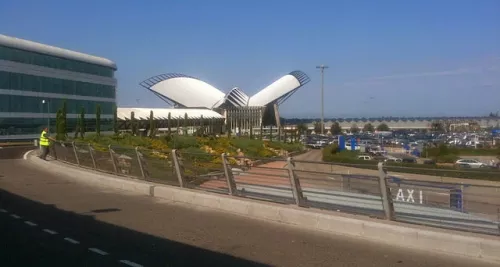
[42, 100, 50, 131]
[316, 65, 328, 135]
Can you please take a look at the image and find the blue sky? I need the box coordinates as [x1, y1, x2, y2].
[1, 0, 499, 118]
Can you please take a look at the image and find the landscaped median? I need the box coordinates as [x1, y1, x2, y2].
[48, 134, 305, 186]
[26, 151, 500, 263]
[322, 144, 500, 181]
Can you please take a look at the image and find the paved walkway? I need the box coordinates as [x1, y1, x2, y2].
[0, 158, 497, 266]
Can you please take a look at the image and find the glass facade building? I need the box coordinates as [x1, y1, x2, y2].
[0, 34, 117, 140]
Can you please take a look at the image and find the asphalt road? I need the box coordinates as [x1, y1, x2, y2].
[0, 158, 497, 267]
[0, 145, 37, 159]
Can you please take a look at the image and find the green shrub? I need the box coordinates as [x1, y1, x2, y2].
[181, 147, 213, 162]
[322, 151, 500, 181]
[168, 136, 198, 149]
[266, 141, 304, 152]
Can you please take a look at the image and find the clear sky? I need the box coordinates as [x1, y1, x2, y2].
[1, 0, 499, 118]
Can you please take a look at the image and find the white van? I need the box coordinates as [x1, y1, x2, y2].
[357, 155, 373, 160]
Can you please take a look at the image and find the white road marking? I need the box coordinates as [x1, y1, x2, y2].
[88, 248, 108, 255]
[23, 149, 35, 160]
[64, 237, 80, 244]
[43, 229, 58, 235]
[0, 209, 7, 213]
[24, 221, 37, 226]
[119, 260, 144, 267]
[10, 214, 21, 219]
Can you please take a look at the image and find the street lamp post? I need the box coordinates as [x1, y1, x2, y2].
[42, 100, 50, 131]
[316, 65, 329, 135]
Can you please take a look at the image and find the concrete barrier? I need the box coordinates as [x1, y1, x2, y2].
[26, 152, 500, 263]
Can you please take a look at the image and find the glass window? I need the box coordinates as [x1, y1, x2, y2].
[0, 117, 114, 136]
[0, 94, 113, 116]
[0, 71, 115, 98]
[0, 45, 115, 78]
[0, 71, 9, 88]
[9, 72, 21, 89]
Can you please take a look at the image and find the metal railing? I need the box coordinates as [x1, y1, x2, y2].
[47, 141, 500, 236]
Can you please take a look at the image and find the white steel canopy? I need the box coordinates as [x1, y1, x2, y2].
[140, 71, 310, 108]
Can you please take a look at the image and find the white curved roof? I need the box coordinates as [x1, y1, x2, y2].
[149, 76, 225, 108]
[0, 34, 116, 69]
[141, 71, 310, 108]
[248, 74, 301, 106]
[117, 108, 224, 120]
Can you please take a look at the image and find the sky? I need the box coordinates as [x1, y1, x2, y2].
[1, 0, 499, 118]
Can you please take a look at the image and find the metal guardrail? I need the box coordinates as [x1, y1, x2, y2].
[47, 141, 500, 236]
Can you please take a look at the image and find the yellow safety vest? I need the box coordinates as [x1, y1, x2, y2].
[40, 130, 49, 147]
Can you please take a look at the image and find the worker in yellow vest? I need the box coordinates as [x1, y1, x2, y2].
[39, 127, 53, 160]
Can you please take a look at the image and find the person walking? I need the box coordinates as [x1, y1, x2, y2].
[39, 127, 53, 160]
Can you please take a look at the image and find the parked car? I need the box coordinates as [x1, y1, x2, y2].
[423, 159, 436, 165]
[401, 158, 416, 163]
[357, 155, 373, 161]
[385, 157, 402, 163]
[454, 159, 486, 169]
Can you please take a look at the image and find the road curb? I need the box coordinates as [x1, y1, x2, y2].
[26, 152, 500, 263]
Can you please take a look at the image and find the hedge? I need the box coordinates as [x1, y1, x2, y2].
[322, 144, 500, 181]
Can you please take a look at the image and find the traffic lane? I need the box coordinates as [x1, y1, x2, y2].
[0, 160, 270, 267]
[0, 146, 36, 159]
[1, 160, 498, 267]
[0, 208, 120, 267]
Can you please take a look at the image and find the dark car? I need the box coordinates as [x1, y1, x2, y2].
[423, 159, 436, 165]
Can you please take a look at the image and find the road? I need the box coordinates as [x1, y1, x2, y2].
[0, 145, 36, 159]
[0, 158, 497, 267]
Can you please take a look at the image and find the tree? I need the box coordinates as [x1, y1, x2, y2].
[167, 112, 172, 136]
[297, 123, 308, 135]
[113, 105, 118, 135]
[61, 100, 67, 138]
[149, 110, 156, 138]
[55, 109, 65, 141]
[431, 121, 444, 132]
[74, 110, 80, 139]
[350, 124, 360, 134]
[199, 115, 204, 136]
[363, 123, 374, 133]
[314, 122, 322, 134]
[79, 107, 86, 139]
[330, 122, 342, 135]
[377, 123, 390, 132]
[130, 111, 137, 135]
[183, 113, 188, 136]
[95, 104, 101, 137]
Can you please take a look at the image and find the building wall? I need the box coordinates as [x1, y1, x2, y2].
[0, 44, 116, 140]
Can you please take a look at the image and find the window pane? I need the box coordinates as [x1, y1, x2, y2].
[0, 45, 115, 78]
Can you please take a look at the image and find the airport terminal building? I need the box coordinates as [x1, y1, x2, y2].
[139, 71, 311, 134]
[0, 34, 117, 140]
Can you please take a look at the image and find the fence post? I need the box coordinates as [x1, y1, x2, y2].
[460, 184, 465, 213]
[377, 162, 395, 220]
[286, 157, 307, 207]
[49, 143, 57, 160]
[171, 149, 186, 187]
[221, 153, 238, 196]
[72, 142, 80, 166]
[88, 143, 97, 169]
[135, 147, 146, 179]
[109, 145, 118, 174]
